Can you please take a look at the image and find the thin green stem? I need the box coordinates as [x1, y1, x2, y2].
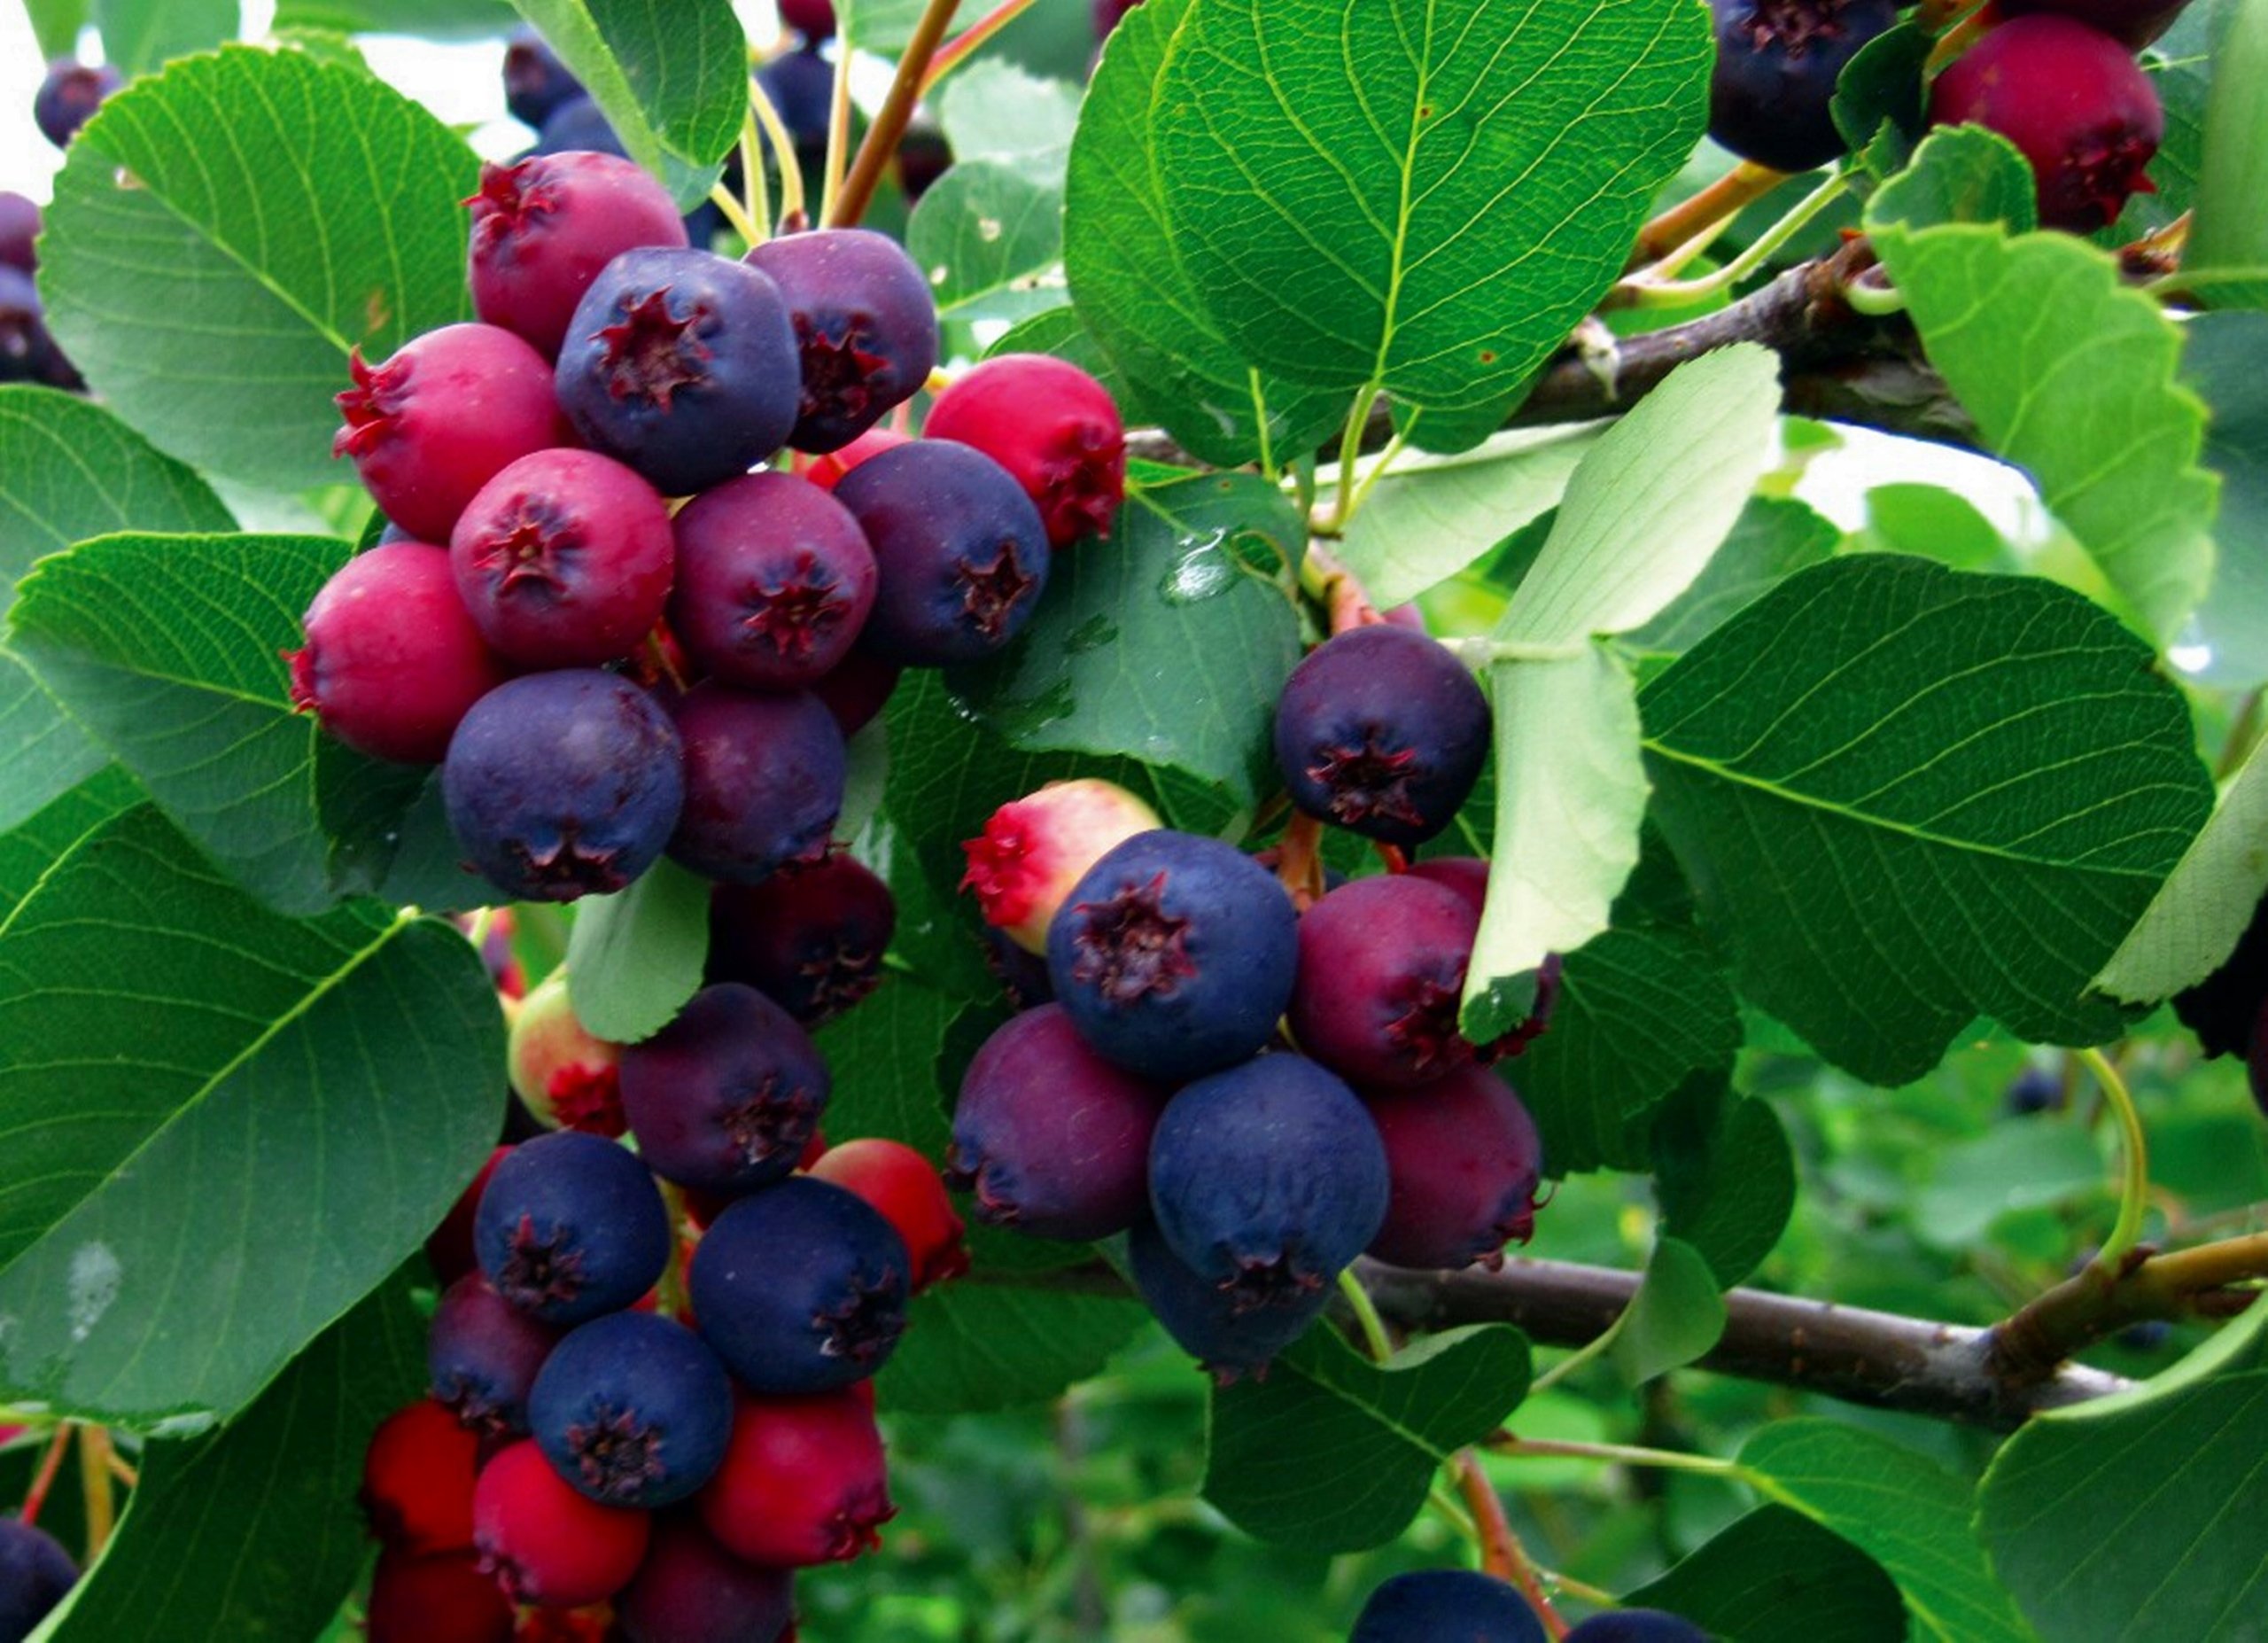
[921, 0, 1046, 91]
[1526, 1319, 1621, 1398]
[1614, 171, 1847, 308]
[737, 92, 770, 245]
[1840, 276, 1908, 316]
[1340, 431, 1409, 524]
[2081, 1047, 2151, 1275]
[1247, 369, 1278, 483]
[821, 43, 854, 226]
[1338, 1268, 1394, 1363]
[748, 71, 807, 232]
[1322, 381, 1384, 534]
[827, 0, 963, 228]
[1490, 1436, 1740, 1477]
[1427, 1480, 1479, 1543]
[708, 182, 763, 248]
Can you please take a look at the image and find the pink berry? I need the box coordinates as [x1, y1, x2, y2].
[1404, 855, 1488, 916]
[287, 542, 512, 765]
[366, 1549, 512, 1643]
[332, 323, 571, 543]
[1289, 874, 1480, 1090]
[361, 1399, 482, 1555]
[468, 153, 689, 359]
[799, 425, 907, 492]
[1363, 1065, 1543, 1270]
[959, 779, 1162, 954]
[925, 354, 1126, 548]
[697, 1390, 895, 1568]
[779, 0, 838, 40]
[808, 1138, 969, 1292]
[506, 970, 625, 1136]
[472, 1439, 650, 1608]
[450, 448, 675, 668]
[669, 470, 878, 689]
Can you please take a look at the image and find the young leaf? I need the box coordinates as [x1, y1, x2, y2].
[40, 46, 478, 492]
[1639, 554, 2214, 1086]
[2176, 312, 2268, 685]
[1609, 1236, 1726, 1384]
[1205, 1324, 1531, 1551]
[1622, 494, 1840, 655]
[1148, 0, 1710, 445]
[936, 61, 1081, 178]
[2186, 0, 2268, 308]
[565, 856, 711, 1044]
[1625, 1505, 1908, 1643]
[0, 806, 501, 1428]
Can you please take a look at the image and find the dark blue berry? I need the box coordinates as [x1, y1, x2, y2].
[442, 670, 685, 903]
[1149, 1054, 1389, 1309]
[0, 1516, 75, 1643]
[689, 1177, 911, 1394]
[1275, 626, 1489, 847]
[708, 854, 896, 1024]
[474, 1131, 672, 1325]
[667, 682, 846, 884]
[1352, 1569, 1546, 1643]
[2004, 1065, 2062, 1116]
[745, 229, 938, 454]
[556, 247, 801, 497]
[34, 58, 119, 149]
[617, 1514, 796, 1643]
[505, 27, 586, 130]
[983, 925, 1054, 1010]
[834, 440, 1051, 667]
[758, 46, 835, 157]
[1564, 1610, 1712, 1642]
[1125, 1219, 1327, 1384]
[1045, 830, 1297, 1083]
[428, 1272, 563, 1436]
[0, 269, 79, 391]
[530, 1312, 733, 1508]
[532, 96, 618, 158]
[618, 983, 831, 1193]
[1708, 0, 1897, 174]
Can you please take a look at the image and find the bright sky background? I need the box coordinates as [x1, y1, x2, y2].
[0, 0, 2044, 544]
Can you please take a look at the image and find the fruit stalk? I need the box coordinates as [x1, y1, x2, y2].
[1452, 1451, 1567, 1639]
[827, 0, 963, 228]
[921, 0, 1048, 92]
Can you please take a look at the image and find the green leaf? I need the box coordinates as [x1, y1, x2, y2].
[1625, 1505, 1909, 1643]
[815, 978, 959, 1154]
[1148, 0, 1709, 444]
[1868, 186, 2218, 642]
[509, 0, 747, 207]
[2178, 311, 2268, 684]
[1852, 481, 2016, 572]
[1334, 426, 1600, 611]
[1913, 1122, 2104, 1250]
[1868, 124, 2037, 235]
[935, 60, 1080, 177]
[1639, 555, 2214, 1086]
[1622, 494, 1839, 655]
[0, 770, 141, 928]
[1515, 928, 1741, 1177]
[905, 160, 1067, 324]
[273, 0, 517, 35]
[93, 0, 236, 72]
[2187, 0, 2268, 308]
[565, 857, 711, 1044]
[835, 0, 929, 56]
[880, 1282, 1149, 1413]
[1062, 0, 1342, 470]
[1610, 1236, 1725, 1384]
[0, 658, 107, 839]
[1205, 1324, 1531, 1552]
[42, 1278, 424, 1642]
[24, 0, 89, 58]
[1651, 1076, 1794, 1287]
[41, 46, 478, 492]
[0, 806, 502, 1426]
[1830, 21, 1930, 176]
[8, 533, 430, 917]
[948, 474, 1306, 811]
[983, 305, 1130, 402]
[1741, 1421, 2037, 1643]
[1978, 1306, 2268, 1643]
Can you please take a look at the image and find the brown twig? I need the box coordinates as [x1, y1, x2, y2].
[827, 0, 961, 227]
[1986, 1230, 2268, 1389]
[1626, 160, 1792, 270]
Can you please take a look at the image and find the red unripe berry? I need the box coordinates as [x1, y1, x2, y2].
[808, 1139, 969, 1291]
[798, 425, 907, 492]
[428, 1146, 513, 1287]
[507, 970, 625, 1136]
[468, 153, 689, 359]
[450, 448, 676, 668]
[1363, 1065, 1543, 1270]
[287, 542, 512, 765]
[1928, 15, 2163, 234]
[472, 1439, 650, 1607]
[332, 323, 571, 544]
[780, 0, 838, 40]
[924, 354, 1126, 548]
[698, 1390, 896, 1568]
[617, 1514, 796, 1643]
[366, 1549, 513, 1643]
[960, 779, 1161, 954]
[361, 1399, 482, 1554]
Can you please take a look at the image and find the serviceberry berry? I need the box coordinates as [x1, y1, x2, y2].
[468, 152, 688, 360]
[429, 1273, 563, 1436]
[809, 1139, 969, 1291]
[365, 1548, 512, 1643]
[33, 58, 119, 148]
[1563, 1610, 1712, 1642]
[427, 1146, 513, 1287]
[2002, 0, 2191, 48]
[924, 354, 1126, 548]
[618, 983, 831, 1194]
[707, 853, 897, 1025]
[1352, 1569, 1547, 1643]
[669, 470, 878, 689]
[961, 778, 1162, 954]
[507, 971, 626, 1137]
[746, 229, 938, 454]
[811, 649, 902, 735]
[0, 194, 36, 274]
[0, 1516, 75, 1643]
[698, 1388, 896, 1567]
[473, 1130, 672, 1325]
[1707, 0, 1898, 175]
[1125, 1219, 1329, 1384]
[779, 0, 839, 41]
[472, 1438, 650, 1608]
[616, 1515, 796, 1643]
[529, 1312, 733, 1508]
[1290, 874, 1480, 1089]
[361, 1398, 482, 1553]
[503, 28, 586, 128]
[1364, 1066, 1544, 1270]
[668, 682, 846, 884]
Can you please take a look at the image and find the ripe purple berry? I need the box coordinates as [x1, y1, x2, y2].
[555, 247, 801, 496]
[428, 1273, 563, 1437]
[1125, 1219, 1330, 1384]
[0, 193, 37, 274]
[0, 1515, 76, 1643]
[1364, 1066, 1544, 1271]
[1045, 830, 1298, 1084]
[1147, 1054, 1390, 1310]
[780, 0, 839, 41]
[688, 1177, 912, 1395]
[1352, 1570, 1547, 1643]
[503, 27, 586, 129]
[33, 58, 120, 148]
[1290, 874, 1480, 1089]
[1274, 626, 1490, 846]
[1929, 15, 2163, 234]
[288, 542, 512, 766]
[669, 471, 879, 689]
[0, 269, 77, 390]
[618, 983, 831, 1194]
[442, 670, 685, 902]
[745, 230, 938, 454]
[468, 153, 689, 359]
[450, 449, 676, 668]
[529, 1312, 733, 1508]
[707, 854, 897, 1024]
[2001, 0, 2191, 48]
[834, 440, 1052, 667]
[668, 682, 846, 884]
[1707, 0, 1898, 175]
[473, 1130, 672, 1325]
[948, 1003, 1169, 1241]
[617, 1514, 796, 1643]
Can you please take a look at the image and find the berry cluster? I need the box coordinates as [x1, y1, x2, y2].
[951, 621, 1550, 1382]
[4, 49, 112, 394]
[292, 141, 1127, 909]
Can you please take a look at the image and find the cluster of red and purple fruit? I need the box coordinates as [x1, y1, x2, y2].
[1710, 0, 2179, 233]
